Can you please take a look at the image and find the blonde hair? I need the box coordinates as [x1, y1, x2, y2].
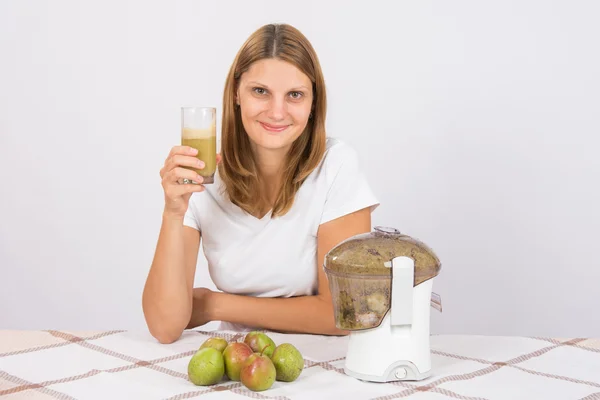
[218, 23, 327, 218]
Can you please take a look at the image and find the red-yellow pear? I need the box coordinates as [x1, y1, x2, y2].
[240, 350, 276, 391]
[223, 342, 253, 381]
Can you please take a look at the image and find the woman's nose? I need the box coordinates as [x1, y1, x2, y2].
[267, 97, 287, 121]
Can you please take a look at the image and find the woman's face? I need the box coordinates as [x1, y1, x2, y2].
[236, 58, 313, 154]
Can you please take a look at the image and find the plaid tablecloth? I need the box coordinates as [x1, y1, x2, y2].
[0, 329, 599, 400]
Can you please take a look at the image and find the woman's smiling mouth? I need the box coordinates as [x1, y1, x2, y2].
[259, 122, 290, 133]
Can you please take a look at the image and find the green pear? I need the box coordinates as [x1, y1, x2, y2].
[243, 331, 276, 358]
[187, 347, 224, 386]
[240, 351, 276, 391]
[223, 342, 254, 381]
[199, 337, 228, 353]
[271, 343, 304, 382]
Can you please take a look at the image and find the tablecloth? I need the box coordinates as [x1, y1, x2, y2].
[0, 329, 599, 399]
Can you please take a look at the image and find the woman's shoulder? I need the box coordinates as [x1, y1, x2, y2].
[324, 136, 354, 154]
[306, 136, 365, 188]
[320, 136, 362, 171]
[311, 137, 379, 223]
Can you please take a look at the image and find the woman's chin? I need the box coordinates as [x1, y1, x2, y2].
[249, 131, 298, 151]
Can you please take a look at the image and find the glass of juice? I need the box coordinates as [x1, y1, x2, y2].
[181, 107, 217, 184]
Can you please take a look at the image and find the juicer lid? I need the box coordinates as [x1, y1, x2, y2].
[323, 226, 441, 286]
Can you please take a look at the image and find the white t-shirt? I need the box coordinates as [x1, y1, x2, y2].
[183, 137, 379, 331]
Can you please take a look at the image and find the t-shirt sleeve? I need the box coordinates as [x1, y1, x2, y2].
[183, 197, 201, 232]
[319, 142, 380, 225]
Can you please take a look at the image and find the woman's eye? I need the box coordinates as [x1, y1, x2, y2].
[253, 87, 267, 95]
[289, 91, 303, 99]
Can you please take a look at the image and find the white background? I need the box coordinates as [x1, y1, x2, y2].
[1, 1, 598, 338]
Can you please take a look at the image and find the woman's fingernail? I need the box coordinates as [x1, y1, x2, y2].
[197, 175, 204, 183]
[197, 160, 205, 168]
[189, 147, 198, 154]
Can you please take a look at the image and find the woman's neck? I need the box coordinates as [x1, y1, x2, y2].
[253, 145, 286, 177]
[252, 145, 289, 211]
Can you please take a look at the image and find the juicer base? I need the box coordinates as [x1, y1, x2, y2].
[344, 360, 432, 382]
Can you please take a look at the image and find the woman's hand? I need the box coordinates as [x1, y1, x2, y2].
[159, 146, 221, 218]
[187, 287, 215, 329]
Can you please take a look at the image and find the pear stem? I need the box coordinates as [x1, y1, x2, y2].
[260, 344, 270, 356]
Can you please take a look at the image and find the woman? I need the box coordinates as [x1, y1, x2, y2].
[142, 23, 379, 344]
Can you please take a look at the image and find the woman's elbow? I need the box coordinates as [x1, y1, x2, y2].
[326, 326, 350, 336]
[144, 311, 185, 344]
[157, 335, 179, 345]
[150, 327, 183, 344]
[142, 301, 190, 344]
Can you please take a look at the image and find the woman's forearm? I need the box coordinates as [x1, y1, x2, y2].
[203, 291, 348, 336]
[142, 213, 196, 343]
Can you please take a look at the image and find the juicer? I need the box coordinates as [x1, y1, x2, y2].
[323, 226, 442, 382]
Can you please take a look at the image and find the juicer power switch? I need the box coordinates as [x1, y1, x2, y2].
[394, 368, 408, 379]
